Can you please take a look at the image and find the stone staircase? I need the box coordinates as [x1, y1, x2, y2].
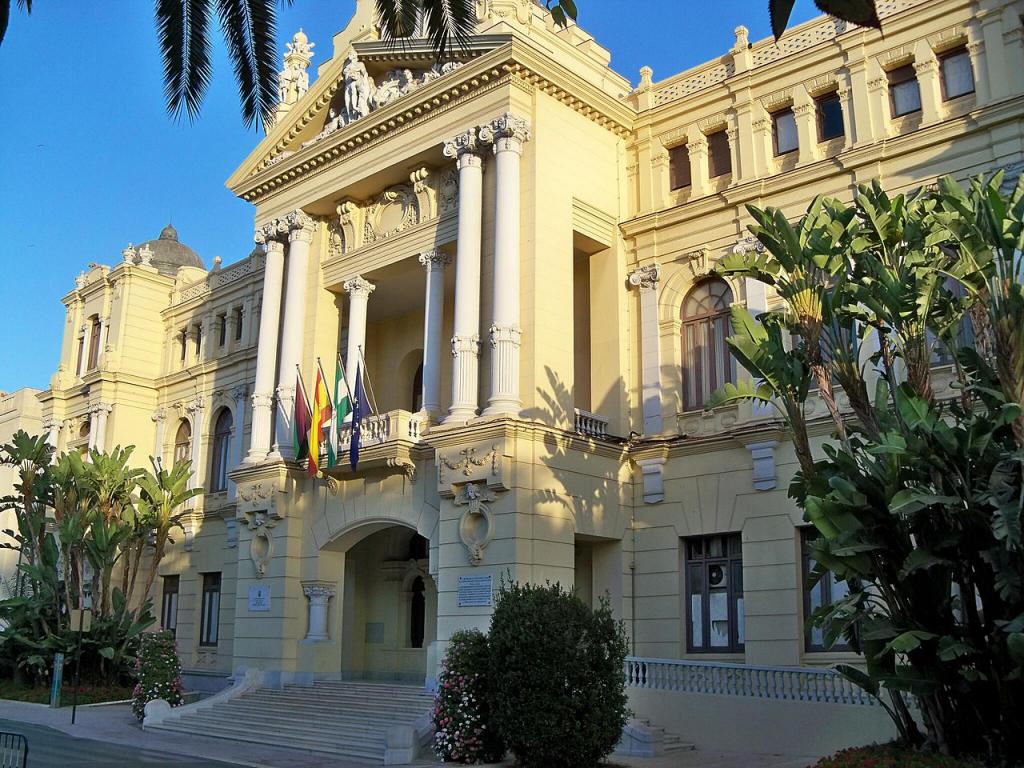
[616, 717, 695, 757]
[148, 680, 435, 763]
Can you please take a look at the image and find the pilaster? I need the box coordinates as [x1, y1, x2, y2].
[628, 264, 662, 435]
[418, 250, 451, 421]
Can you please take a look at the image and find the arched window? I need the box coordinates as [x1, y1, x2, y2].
[209, 409, 233, 492]
[411, 362, 424, 412]
[173, 420, 191, 465]
[410, 576, 426, 649]
[681, 278, 736, 411]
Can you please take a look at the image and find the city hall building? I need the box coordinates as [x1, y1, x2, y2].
[8, 0, 1024, 758]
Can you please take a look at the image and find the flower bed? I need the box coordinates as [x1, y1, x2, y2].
[813, 745, 985, 768]
[0, 679, 133, 706]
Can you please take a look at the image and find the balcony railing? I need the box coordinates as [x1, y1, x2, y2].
[624, 657, 877, 706]
[573, 408, 609, 439]
[336, 409, 426, 452]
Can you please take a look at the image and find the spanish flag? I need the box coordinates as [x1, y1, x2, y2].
[307, 359, 333, 477]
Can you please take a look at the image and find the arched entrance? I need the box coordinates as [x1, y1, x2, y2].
[336, 525, 437, 684]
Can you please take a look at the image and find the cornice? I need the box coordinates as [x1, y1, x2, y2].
[229, 37, 636, 205]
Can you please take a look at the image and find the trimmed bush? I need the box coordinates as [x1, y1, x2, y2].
[814, 745, 985, 768]
[432, 629, 504, 764]
[488, 581, 629, 768]
[131, 630, 183, 721]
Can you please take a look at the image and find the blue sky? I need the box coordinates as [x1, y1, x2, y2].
[0, 0, 821, 392]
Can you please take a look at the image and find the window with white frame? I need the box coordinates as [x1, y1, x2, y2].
[772, 107, 798, 156]
[209, 408, 233, 492]
[888, 64, 922, 117]
[940, 46, 975, 101]
[681, 278, 736, 411]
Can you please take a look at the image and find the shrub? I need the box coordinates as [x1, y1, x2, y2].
[131, 630, 183, 721]
[814, 745, 985, 768]
[433, 629, 504, 764]
[488, 581, 629, 768]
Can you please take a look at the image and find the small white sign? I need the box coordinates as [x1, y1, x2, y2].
[458, 574, 493, 607]
[248, 584, 271, 612]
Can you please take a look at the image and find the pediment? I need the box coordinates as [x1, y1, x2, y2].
[228, 37, 506, 187]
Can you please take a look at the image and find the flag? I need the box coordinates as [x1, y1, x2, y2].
[293, 367, 312, 462]
[349, 362, 371, 471]
[308, 360, 333, 477]
[329, 355, 350, 469]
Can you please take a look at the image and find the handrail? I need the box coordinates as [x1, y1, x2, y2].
[624, 657, 877, 706]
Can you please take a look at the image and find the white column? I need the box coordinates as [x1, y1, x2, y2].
[343, 276, 375, 395]
[187, 399, 204, 490]
[629, 264, 662, 435]
[302, 582, 336, 642]
[43, 418, 59, 464]
[246, 232, 286, 463]
[152, 409, 166, 465]
[271, 211, 317, 461]
[94, 404, 111, 453]
[481, 113, 530, 417]
[76, 326, 88, 378]
[229, 386, 247, 500]
[418, 250, 450, 419]
[443, 129, 485, 423]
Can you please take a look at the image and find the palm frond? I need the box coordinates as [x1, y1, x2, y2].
[418, 0, 476, 60]
[216, 0, 278, 129]
[157, 0, 214, 121]
[376, 0, 420, 42]
[814, 0, 880, 30]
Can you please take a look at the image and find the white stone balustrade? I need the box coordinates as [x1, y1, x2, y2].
[573, 408, 609, 439]
[336, 409, 426, 452]
[623, 657, 879, 706]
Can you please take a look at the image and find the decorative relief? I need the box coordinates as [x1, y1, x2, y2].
[439, 444, 498, 481]
[455, 482, 496, 566]
[363, 184, 418, 244]
[732, 235, 765, 256]
[304, 50, 464, 148]
[683, 249, 711, 280]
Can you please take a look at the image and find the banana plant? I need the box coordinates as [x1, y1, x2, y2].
[136, 457, 202, 606]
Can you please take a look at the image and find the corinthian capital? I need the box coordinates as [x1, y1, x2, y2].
[443, 129, 484, 167]
[479, 112, 531, 154]
[343, 275, 375, 299]
[628, 263, 661, 291]
[418, 250, 451, 270]
[255, 217, 290, 245]
[285, 210, 317, 242]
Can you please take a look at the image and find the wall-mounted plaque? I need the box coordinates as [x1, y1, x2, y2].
[458, 574, 493, 607]
[248, 584, 271, 612]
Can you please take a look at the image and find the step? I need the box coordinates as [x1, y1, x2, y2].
[219, 703, 423, 728]
[150, 718, 384, 760]
[185, 710, 393, 741]
[231, 696, 430, 718]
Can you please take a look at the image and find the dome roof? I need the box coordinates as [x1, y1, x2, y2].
[137, 224, 204, 275]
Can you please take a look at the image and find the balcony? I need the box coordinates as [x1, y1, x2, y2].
[573, 407, 609, 439]
[331, 409, 427, 478]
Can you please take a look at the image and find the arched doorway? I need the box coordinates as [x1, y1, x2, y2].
[336, 526, 437, 683]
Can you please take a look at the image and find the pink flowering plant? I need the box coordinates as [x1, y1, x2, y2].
[432, 630, 504, 764]
[131, 630, 184, 721]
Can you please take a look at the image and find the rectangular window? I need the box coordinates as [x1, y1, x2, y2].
[199, 572, 221, 647]
[161, 575, 180, 637]
[194, 324, 202, 358]
[888, 64, 922, 117]
[180, 329, 188, 362]
[87, 318, 101, 370]
[802, 528, 851, 652]
[772, 108, 798, 155]
[707, 129, 731, 178]
[217, 313, 227, 347]
[815, 91, 845, 141]
[76, 337, 85, 375]
[940, 47, 975, 101]
[233, 306, 244, 341]
[668, 144, 692, 190]
[685, 534, 744, 653]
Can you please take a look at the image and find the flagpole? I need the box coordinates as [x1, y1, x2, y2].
[357, 345, 380, 416]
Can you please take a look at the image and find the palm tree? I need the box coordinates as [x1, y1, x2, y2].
[136, 457, 202, 607]
[2, 1, 880, 130]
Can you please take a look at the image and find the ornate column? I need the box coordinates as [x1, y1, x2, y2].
[302, 581, 336, 642]
[913, 44, 944, 126]
[418, 251, 450, 420]
[152, 408, 166, 465]
[43, 418, 59, 464]
[686, 133, 709, 198]
[187, 397, 205, 489]
[246, 226, 287, 463]
[94, 404, 111, 453]
[271, 211, 317, 461]
[443, 129, 486, 423]
[343, 276, 375, 396]
[480, 113, 530, 417]
[629, 264, 662, 435]
[76, 324, 88, 378]
[229, 386, 247, 499]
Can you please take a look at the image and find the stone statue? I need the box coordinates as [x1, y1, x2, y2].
[343, 50, 374, 122]
[373, 68, 416, 109]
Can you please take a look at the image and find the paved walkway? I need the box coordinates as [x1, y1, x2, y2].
[0, 698, 816, 768]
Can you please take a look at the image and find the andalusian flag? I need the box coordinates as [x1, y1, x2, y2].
[293, 367, 312, 462]
[308, 360, 333, 477]
[329, 355, 350, 469]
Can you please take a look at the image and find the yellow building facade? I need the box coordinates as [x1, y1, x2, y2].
[21, 0, 1024, 731]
